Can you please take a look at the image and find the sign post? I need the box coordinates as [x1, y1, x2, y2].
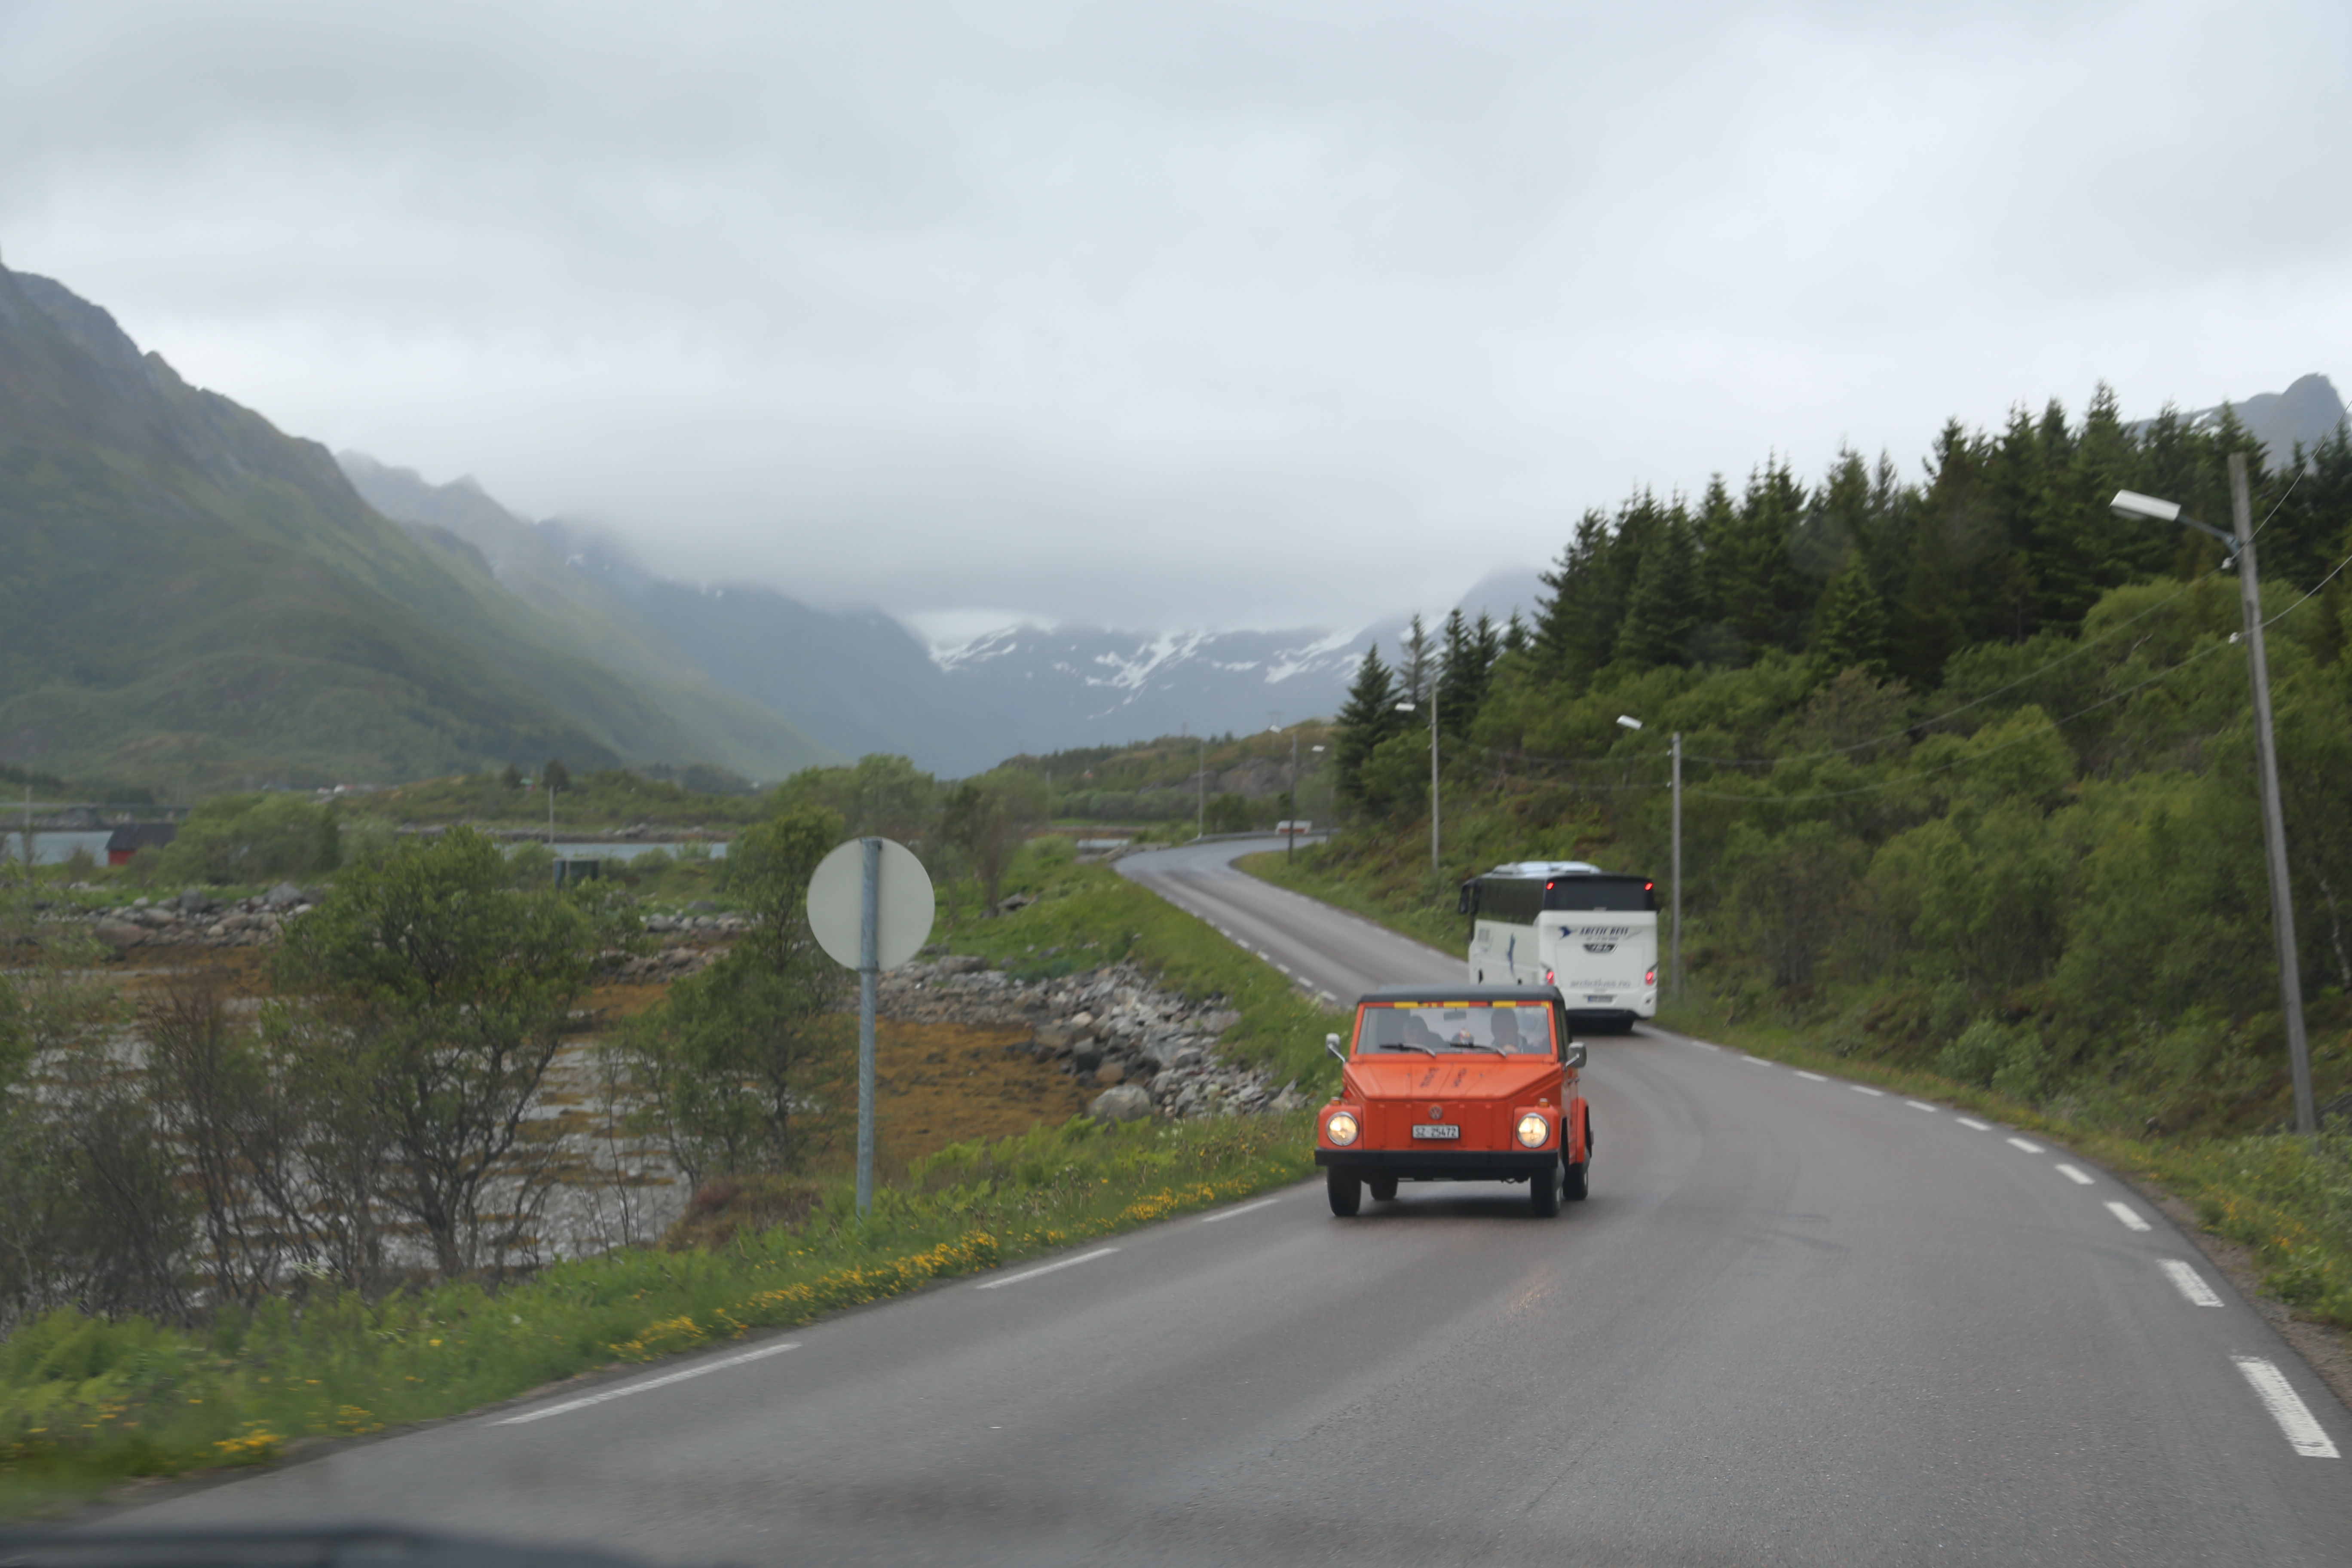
[807, 837, 937, 1213]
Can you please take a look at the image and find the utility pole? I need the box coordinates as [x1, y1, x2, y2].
[1428, 686, 1440, 879]
[2230, 456, 2315, 1135]
[1671, 731, 1683, 1003]
[1197, 737, 1206, 840]
[1289, 729, 1299, 864]
[2113, 460, 2315, 1134]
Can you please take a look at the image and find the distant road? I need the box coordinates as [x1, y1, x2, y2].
[103, 837, 2351, 1565]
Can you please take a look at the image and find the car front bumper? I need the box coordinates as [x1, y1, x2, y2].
[1316, 1148, 1559, 1180]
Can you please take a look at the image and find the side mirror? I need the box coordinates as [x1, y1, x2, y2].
[1325, 1032, 1346, 1063]
[1564, 1042, 1588, 1071]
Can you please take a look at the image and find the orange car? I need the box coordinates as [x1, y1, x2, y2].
[1315, 986, 1591, 1217]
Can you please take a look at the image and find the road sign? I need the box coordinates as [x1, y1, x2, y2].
[806, 837, 936, 972]
[807, 837, 937, 1216]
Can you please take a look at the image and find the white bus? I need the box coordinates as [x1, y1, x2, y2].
[1458, 861, 1659, 1033]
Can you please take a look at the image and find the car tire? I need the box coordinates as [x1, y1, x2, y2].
[1327, 1169, 1363, 1217]
[1530, 1155, 1565, 1217]
[1368, 1175, 1398, 1202]
[1562, 1158, 1589, 1201]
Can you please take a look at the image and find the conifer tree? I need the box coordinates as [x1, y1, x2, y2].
[1398, 615, 1434, 706]
[1812, 557, 1890, 678]
[1333, 644, 1404, 810]
[1612, 514, 1703, 668]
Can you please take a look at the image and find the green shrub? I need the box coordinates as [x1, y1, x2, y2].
[153, 795, 338, 886]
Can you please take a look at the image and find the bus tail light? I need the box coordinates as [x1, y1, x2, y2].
[1645, 967, 1657, 987]
[1543, 967, 1555, 985]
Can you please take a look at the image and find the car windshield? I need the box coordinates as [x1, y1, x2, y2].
[1355, 1002, 1553, 1056]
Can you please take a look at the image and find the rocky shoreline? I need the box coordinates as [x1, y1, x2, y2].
[880, 954, 1309, 1125]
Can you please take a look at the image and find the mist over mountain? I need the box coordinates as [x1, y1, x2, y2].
[0, 261, 834, 789]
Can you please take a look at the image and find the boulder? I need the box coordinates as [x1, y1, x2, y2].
[92, 920, 146, 949]
[934, 954, 989, 976]
[1199, 1009, 1242, 1035]
[1032, 1021, 1095, 1055]
[1088, 1084, 1153, 1124]
[1096, 1061, 1127, 1087]
[263, 882, 305, 909]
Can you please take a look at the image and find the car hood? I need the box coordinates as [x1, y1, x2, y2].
[1343, 1054, 1559, 1102]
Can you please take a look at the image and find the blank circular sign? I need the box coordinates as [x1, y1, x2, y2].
[805, 837, 937, 971]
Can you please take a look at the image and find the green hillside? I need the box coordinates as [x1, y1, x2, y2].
[0, 266, 837, 789]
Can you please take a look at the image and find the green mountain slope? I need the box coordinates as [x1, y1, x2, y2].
[337, 454, 841, 782]
[0, 265, 837, 788]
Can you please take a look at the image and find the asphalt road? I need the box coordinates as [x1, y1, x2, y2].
[104, 838, 2350, 1565]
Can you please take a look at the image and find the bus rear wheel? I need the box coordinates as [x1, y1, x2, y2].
[1327, 1169, 1362, 1217]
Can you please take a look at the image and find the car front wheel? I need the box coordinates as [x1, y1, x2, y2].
[1327, 1168, 1363, 1217]
[1530, 1155, 1565, 1217]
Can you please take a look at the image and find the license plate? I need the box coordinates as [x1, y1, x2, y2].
[1411, 1124, 1460, 1139]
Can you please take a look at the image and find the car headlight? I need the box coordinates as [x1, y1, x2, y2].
[1325, 1110, 1360, 1146]
[1516, 1112, 1550, 1148]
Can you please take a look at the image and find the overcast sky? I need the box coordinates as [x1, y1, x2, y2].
[6, 2, 2346, 642]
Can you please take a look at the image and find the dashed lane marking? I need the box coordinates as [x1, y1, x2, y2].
[1905, 1100, 1940, 1112]
[2235, 1357, 2341, 1457]
[2007, 1137, 2045, 1154]
[2055, 1164, 2094, 1185]
[1743, 1056, 1772, 1066]
[498, 1340, 800, 1425]
[2159, 1259, 2223, 1308]
[976, 1247, 1121, 1290]
[1200, 1198, 1283, 1224]
[1795, 1070, 1828, 1082]
[2105, 1201, 2152, 1233]
[1850, 1085, 1884, 1097]
[1957, 1118, 1991, 1130]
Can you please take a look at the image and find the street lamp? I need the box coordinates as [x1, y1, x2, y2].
[1395, 693, 1439, 877]
[1617, 716, 1683, 1005]
[2113, 454, 2315, 1135]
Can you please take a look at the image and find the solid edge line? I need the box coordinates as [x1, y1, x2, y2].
[2159, 1258, 2223, 1308]
[497, 1339, 801, 1425]
[1200, 1197, 1282, 1223]
[2235, 1356, 2341, 1457]
[975, 1247, 1121, 1290]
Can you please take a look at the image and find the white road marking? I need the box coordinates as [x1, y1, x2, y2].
[1850, 1085, 1884, 1097]
[2235, 1357, 2341, 1457]
[2159, 1259, 2223, 1307]
[2007, 1137, 2045, 1154]
[1684, 1039, 1718, 1051]
[1318, 990, 1338, 1004]
[1255, 949, 1271, 961]
[1200, 1197, 1282, 1223]
[2105, 1201, 2152, 1232]
[975, 1247, 1121, 1290]
[2055, 1164, 2094, 1185]
[1957, 1117, 1991, 1130]
[1905, 1100, 1940, 1112]
[497, 1340, 801, 1425]
[1274, 962, 1291, 975]
[1795, 1070, 1827, 1082]
[1743, 1056, 1772, 1066]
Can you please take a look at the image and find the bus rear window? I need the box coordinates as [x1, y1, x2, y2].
[1541, 881, 1655, 913]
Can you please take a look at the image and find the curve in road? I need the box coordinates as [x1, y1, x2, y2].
[94, 838, 2350, 1565]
